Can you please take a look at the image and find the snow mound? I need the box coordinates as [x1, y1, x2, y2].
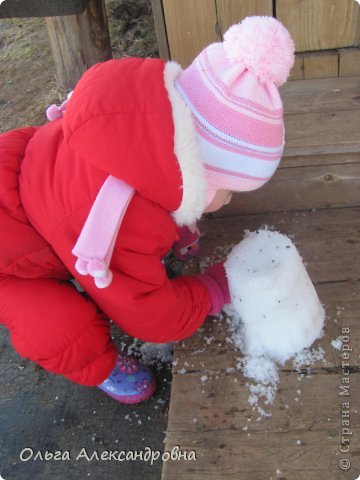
[224, 229, 325, 364]
[224, 229, 326, 416]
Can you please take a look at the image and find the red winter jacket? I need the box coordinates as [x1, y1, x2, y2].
[0, 58, 211, 385]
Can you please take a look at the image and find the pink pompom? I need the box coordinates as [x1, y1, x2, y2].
[87, 259, 108, 278]
[46, 104, 63, 121]
[223, 16, 295, 87]
[75, 258, 89, 275]
[95, 270, 113, 289]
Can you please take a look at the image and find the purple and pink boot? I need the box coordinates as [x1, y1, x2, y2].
[98, 352, 157, 404]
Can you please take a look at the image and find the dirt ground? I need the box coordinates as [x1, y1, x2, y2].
[0, 0, 158, 133]
[0, 2, 172, 480]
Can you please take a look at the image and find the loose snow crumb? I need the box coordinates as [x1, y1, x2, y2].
[292, 347, 325, 371]
[296, 440, 302, 445]
[139, 342, 173, 367]
[331, 336, 343, 350]
[257, 406, 272, 418]
[177, 368, 187, 374]
[200, 375, 208, 383]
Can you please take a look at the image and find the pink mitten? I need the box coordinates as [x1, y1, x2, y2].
[172, 224, 200, 261]
[196, 262, 231, 315]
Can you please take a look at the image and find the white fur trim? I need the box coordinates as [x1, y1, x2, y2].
[163, 62, 208, 226]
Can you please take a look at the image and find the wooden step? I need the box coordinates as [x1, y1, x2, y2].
[282, 76, 360, 156]
[162, 77, 360, 480]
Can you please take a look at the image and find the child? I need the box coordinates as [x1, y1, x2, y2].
[0, 17, 294, 404]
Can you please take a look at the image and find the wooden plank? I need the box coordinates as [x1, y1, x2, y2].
[280, 153, 360, 169]
[339, 48, 360, 77]
[0, 0, 88, 18]
[166, 372, 360, 434]
[216, 163, 360, 215]
[276, 0, 360, 53]
[283, 109, 360, 156]
[45, 0, 112, 90]
[280, 76, 360, 115]
[288, 54, 304, 81]
[162, 0, 219, 68]
[162, 372, 360, 479]
[198, 208, 360, 284]
[173, 281, 360, 371]
[303, 51, 339, 79]
[215, 0, 272, 37]
[151, 0, 170, 60]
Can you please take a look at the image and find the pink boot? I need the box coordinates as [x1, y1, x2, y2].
[98, 352, 157, 404]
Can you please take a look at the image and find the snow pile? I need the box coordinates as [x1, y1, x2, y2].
[225, 230, 325, 362]
[124, 338, 173, 370]
[139, 342, 173, 367]
[224, 229, 326, 416]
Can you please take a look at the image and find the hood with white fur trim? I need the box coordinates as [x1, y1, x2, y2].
[163, 62, 208, 225]
[63, 58, 208, 227]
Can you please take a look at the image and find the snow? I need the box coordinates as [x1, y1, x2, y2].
[292, 346, 325, 371]
[225, 230, 325, 364]
[177, 368, 187, 374]
[139, 342, 173, 366]
[223, 229, 326, 415]
[331, 336, 343, 350]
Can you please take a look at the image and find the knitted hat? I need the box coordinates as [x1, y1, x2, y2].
[175, 16, 295, 205]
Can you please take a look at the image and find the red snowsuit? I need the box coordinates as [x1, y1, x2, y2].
[0, 58, 211, 386]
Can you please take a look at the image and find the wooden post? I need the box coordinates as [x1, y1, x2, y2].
[150, 0, 170, 61]
[45, 0, 112, 91]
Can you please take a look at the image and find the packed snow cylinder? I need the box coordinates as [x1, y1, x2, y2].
[224, 230, 325, 363]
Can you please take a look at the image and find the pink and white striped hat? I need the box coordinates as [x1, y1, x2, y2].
[175, 16, 295, 204]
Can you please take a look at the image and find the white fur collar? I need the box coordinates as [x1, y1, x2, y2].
[163, 62, 208, 227]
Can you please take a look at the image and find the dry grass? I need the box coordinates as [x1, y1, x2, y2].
[0, 0, 157, 133]
[107, 0, 158, 58]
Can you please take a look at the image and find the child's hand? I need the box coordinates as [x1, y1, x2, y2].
[172, 224, 201, 262]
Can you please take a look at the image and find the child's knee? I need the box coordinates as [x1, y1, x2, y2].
[0, 276, 117, 384]
[9, 312, 117, 385]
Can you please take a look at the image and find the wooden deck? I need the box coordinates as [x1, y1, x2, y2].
[162, 76, 360, 480]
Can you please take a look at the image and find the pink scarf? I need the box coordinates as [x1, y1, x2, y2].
[72, 176, 134, 288]
[47, 97, 134, 289]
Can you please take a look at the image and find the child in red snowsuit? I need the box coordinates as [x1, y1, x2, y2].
[0, 17, 294, 403]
